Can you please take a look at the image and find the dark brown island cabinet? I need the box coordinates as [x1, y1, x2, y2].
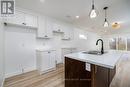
[65, 57, 116, 87]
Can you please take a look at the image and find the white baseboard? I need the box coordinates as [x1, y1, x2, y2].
[5, 67, 36, 78]
[23, 66, 36, 73]
[5, 71, 22, 78]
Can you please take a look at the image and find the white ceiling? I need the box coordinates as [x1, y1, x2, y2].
[16, 0, 130, 35]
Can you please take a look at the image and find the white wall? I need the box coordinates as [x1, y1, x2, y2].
[5, 26, 36, 78]
[36, 27, 100, 63]
[73, 28, 100, 51]
[0, 21, 4, 87]
[4, 8, 100, 78]
[4, 20, 100, 78]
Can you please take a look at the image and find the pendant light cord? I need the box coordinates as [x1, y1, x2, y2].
[104, 7, 108, 20]
[92, 0, 94, 9]
[92, 0, 94, 5]
[105, 10, 107, 19]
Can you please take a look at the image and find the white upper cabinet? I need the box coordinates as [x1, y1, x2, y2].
[37, 16, 53, 38]
[37, 16, 46, 38]
[4, 10, 25, 25]
[62, 25, 74, 40]
[53, 23, 64, 33]
[25, 13, 38, 28]
[4, 10, 38, 28]
[46, 18, 53, 38]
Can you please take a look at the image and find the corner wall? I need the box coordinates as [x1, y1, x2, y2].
[0, 21, 5, 87]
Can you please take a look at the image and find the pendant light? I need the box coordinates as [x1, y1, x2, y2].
[112, 22, 121, 29]
[103, 7, 109, 27]
[89, 0, 98, 18]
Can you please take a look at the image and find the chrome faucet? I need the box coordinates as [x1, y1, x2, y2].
[96, 39, 104, 54]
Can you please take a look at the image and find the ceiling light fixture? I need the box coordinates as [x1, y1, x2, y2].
[76, 16, 79, 19]
[112, 22, 120, 29]
[103, 7, 109, 27]
[89, 0, 98, 18]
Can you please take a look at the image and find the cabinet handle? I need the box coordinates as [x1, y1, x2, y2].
[58, 29, 60, 31]
[22, 23, 26, 25]
[45, 35, 48, 37]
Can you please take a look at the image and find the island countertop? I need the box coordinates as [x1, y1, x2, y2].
[65, 50, 123, 69]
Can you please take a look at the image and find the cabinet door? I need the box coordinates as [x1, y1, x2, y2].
[25, 13, 38, 28]
[5, 10, 25, 25]
[53, 23, 63, 32]
[62, 49, 72, 63]
[62, 26, 70, 40]
[71, 48, 77, 53]
[46, 19, 53, 38]
[62, 26, 74, 40]
[94, 66, 109, 87]
[37, 16, 46, 38]
[41, 52, 50, 71]
[49, 51, 56, 69]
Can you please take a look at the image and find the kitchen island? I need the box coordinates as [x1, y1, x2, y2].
[65, 50, 122, 87]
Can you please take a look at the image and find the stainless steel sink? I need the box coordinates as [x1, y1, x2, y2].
[82, 51, 107, 55]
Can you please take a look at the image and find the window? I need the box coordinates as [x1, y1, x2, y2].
[79, 34, 87, 40]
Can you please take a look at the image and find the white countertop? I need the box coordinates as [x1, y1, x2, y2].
[36, 48, 56, 52]
[61, 47, 76, 49]
[65, 50, 123, 69]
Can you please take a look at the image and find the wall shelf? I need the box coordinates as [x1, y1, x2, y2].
[4, 22, 38, 29]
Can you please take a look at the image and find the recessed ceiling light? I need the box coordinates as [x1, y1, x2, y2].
[76, 16, 79, 19]
[40, 0, 45, 3]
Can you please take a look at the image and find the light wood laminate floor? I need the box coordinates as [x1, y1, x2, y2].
[4, 59, 130, 87]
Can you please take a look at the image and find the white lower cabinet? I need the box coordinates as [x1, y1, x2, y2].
[37, 50, 56, 74]
[61, 48, 77, 63]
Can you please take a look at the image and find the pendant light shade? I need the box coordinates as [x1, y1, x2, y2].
[103, 7, 109, 27]
[112, 22, 120, 29]
[104, 18, 109, 27]
[89, 0, 97, 18]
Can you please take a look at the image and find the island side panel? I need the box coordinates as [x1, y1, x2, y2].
[108, 67, 116, 85]
[65, 57, 91, 87]
[93, 65, 109, 87]
[93, 65, 116, 87]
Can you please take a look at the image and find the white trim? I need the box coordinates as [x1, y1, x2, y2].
[5, 67, 36, 78]
[39, 67, 56, 75]
[5, 71, 22, 78]
[23, 67, 36, 73]
[1, 77, 5, 87]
